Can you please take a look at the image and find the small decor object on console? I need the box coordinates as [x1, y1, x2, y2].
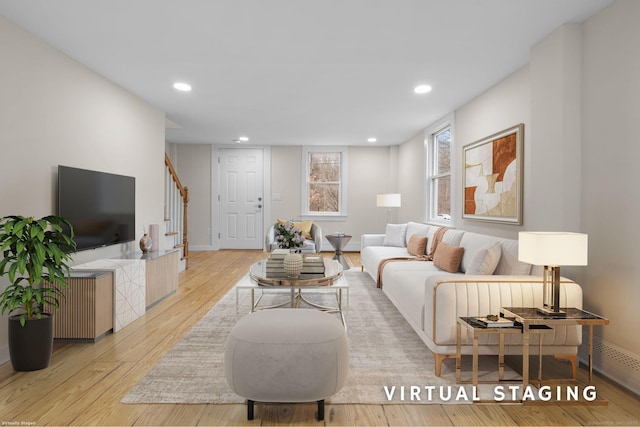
[148, 224, 160, 252]
[139, 232, 152, 253]
[283, 252, 304, 278]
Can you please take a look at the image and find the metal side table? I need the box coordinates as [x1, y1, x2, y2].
[325, 234, 351, 270]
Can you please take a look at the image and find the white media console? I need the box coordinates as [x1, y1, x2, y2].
[57, 249, 179, 341]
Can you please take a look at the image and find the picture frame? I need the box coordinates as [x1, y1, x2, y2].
[462, 123, 524, 225]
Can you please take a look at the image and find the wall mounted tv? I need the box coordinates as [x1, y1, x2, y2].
[58, 165, 135, 251]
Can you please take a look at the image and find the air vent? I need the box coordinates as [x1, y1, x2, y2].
[579, 331, 640, 395]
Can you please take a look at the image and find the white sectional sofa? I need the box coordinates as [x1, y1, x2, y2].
[360, 222, 583, 376]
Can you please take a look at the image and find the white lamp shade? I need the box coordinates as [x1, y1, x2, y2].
[518, 232, 588, 266]
[376, 193, 401, 208]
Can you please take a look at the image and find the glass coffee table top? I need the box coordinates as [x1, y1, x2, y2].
[249, 258, 343, 287]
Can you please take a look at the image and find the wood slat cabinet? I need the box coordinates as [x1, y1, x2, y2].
[53, 271, 114, 342]
[144, 250, 179, 309]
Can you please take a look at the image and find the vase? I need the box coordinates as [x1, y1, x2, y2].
[139, 233, 152, 253]
[283, 252, 303, 278]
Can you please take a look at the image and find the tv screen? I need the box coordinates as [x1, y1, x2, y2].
[58, 165, 135, 251]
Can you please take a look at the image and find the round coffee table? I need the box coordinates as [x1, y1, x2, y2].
[244, 258, 348, 325]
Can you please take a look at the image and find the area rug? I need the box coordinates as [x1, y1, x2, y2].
[122, 270, 518, 405]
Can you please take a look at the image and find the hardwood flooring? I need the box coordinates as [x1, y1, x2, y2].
[0, 250, 638, 426]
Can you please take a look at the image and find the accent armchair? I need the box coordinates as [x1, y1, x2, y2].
[265, 221, 323, 253]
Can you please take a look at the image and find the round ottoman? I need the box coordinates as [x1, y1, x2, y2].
[225, 308, 349, 421]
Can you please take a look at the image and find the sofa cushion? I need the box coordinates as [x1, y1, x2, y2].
[383, 223, 407, 247]
[381, 261, 446, 328]
[459, 232, 500, 273]
[407, 235, 428, 256]
[494, 238, 533, 275]
[441, 229, 465, 247]
[405, 222, 430, 246]
[433, 242, 465, 273]
[465, 241, 502, 275]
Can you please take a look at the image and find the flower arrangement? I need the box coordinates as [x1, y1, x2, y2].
[274, 220, 305, 250]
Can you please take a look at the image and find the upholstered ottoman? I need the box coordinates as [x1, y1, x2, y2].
[225, 308, 349, 421]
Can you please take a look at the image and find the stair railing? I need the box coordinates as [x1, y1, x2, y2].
[165, 153, 189, 269]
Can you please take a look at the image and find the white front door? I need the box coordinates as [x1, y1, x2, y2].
[219, 148, 264, 249]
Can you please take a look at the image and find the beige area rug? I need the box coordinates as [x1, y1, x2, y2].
[122, 270, 519, 405]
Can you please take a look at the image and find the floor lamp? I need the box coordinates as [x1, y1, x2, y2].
[376, 193, 401, 225]
[518, 232, 588, 316]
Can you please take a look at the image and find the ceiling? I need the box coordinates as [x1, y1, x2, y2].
[0, 0, 611, 146]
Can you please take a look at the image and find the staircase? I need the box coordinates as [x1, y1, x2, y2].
[165, 153, 189, 271]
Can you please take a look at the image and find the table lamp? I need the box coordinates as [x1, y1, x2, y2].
[376, 193, 401, 224]
[518, 232, 588, 316]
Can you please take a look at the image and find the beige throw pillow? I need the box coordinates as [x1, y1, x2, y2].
[407, 235, 428, 256]
[433, 242, 465, 273]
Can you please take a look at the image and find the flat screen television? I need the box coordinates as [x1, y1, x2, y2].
[58, 165, 136, 251]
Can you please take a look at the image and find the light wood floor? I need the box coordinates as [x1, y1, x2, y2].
[0, 250, 638, 426]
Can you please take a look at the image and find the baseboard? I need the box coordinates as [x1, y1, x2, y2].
[578, 331, 640, 396]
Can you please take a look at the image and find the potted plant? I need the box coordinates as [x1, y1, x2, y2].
[0, 215, 76, 371]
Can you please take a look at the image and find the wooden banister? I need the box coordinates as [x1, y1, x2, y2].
[165, 153, 189, 269]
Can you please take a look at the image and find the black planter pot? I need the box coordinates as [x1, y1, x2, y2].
[8, 313, 54, 371]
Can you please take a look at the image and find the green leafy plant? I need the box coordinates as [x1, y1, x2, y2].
[0, 215, 76, 326]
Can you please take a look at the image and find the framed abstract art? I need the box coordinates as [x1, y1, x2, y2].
[462, 123, 524, 224]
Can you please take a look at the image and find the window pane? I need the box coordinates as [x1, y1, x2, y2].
[309, 153, 340, 182]
[436, 129, 450, 175]
[309, 183, 339, 212]
[435, 176, 451, 217]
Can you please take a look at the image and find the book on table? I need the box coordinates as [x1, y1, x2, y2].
[471, 316, 515, 328]
[270, 249, 290, 259]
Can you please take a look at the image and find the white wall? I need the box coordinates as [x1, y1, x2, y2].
[0, 16, 165, 364]
[175, 144, 212, 249]
[397, 132, 425, 224]
[454, 65, 531, 239]
[581, 0, 640, 357]
[270, 145, 395, 249]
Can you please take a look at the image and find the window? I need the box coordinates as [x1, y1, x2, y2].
[427, 121, 452, 223]
[302, 147, 347, 218]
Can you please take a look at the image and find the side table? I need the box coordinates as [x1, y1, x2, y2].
[325, 234, 352, 270]
[501, 307, 609, 389]
[456, 317, 552, 387]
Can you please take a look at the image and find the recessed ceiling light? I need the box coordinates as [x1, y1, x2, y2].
[414, 84, 432, 94]
[233, 139, 241, 144]
[173, 82, 192, 92]
[367, 137, 377, 143]
[239, 136, 249, 142]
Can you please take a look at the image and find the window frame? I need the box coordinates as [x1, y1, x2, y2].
[425, 116, 455, 226]
[301, 146, 348, 220]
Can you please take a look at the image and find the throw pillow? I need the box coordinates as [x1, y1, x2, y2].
[277, 219, 313, 240]
[382, 223, 407, 247]
[407, 235, 428, 256]
[466, 242, 502, 275]
[433, 241, 465, 273]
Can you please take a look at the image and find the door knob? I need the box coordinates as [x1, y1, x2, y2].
[255, 204, 263, 208]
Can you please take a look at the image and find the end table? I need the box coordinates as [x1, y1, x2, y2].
[326, 234, 351, 270]
[456, 317, 552, 387]
[500, 307, 609, 388]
